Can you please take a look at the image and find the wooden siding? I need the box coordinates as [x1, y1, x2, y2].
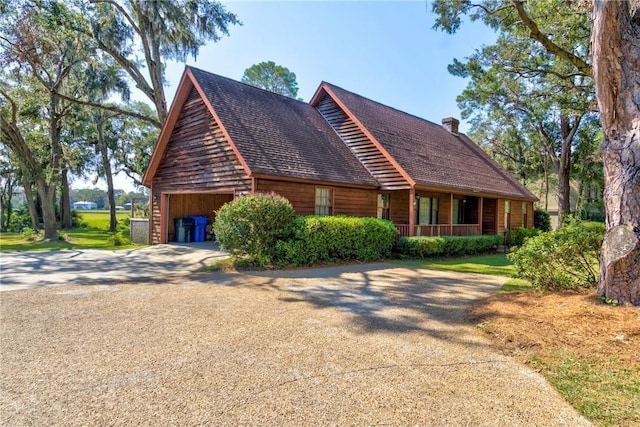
[388, 191, 410, 224]
[482, 198, 497, 235]
[150, 88, 251, 243]
[526, 202, 534, 228]
[316, 95, 409, 190]
[256, 180, 315, 215]
[256, 179, 377, 217]
[152, 91, 251, 193]
[511, 200, 523, 229]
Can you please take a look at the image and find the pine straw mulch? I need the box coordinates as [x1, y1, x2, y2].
[467, 288, 640, 426]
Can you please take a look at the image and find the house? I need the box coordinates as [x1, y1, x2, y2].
[72, 201, 97, 210]
[142, 67, 538, 244]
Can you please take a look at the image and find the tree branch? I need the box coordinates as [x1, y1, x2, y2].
[54, 93, 162, 128]
[512, 0, 592, 77]
[90, 0, 141, 35]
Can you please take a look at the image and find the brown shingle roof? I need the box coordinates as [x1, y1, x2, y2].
[319, 82, 538, 200]
[188, 67, 379, 187]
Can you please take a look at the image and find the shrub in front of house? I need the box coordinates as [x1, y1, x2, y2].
[274, 215, 398, 266]
[534, 207, 552, 231]
[506, 227, 540, 248]
[213, 193, 296, 264]
[395, 235, 503, 258]
[508, 221, 605, 290]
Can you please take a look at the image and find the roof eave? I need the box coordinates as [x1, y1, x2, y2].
[251, 173, 379, 189]
[414, 182, 539, 201]
[142, 69, 195, 187]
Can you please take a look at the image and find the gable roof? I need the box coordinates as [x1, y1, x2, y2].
[312, 82, 537, 200]
[145, 67, 537, 201]
[143, 67, 379, 188]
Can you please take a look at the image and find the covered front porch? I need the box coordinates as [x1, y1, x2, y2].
[379, 188, 500, 238]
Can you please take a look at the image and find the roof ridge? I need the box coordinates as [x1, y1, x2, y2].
[320, 81, 458, 134]
[187, 65, 309, 105]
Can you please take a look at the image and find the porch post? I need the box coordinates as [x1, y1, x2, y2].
[409, 187, 415, 236]
[479, 196, 484, 235]
[148, 192, 154, 245]
[160, 193, 168, 244]
[449, 193, 454, 235]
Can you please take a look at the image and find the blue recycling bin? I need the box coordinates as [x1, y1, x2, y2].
[190, 216, 208, 242]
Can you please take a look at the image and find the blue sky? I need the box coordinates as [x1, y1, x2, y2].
[82, 1, 497, 191]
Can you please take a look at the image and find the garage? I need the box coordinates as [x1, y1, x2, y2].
[164, 192, 234, 243]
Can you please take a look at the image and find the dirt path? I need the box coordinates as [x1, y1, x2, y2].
[0, 264, 591, 426]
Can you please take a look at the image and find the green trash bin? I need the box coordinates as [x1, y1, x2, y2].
[174, 217, 194, 243]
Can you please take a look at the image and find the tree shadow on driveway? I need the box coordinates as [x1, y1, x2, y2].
[199, 262, 507, 346]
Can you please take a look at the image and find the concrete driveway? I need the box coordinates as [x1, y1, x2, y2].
[0, 264, 591, 426]
[0, 243, 227, 291]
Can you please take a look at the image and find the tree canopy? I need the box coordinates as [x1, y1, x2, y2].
[0, 0, 240, 239]
[241, 61, 300, 99]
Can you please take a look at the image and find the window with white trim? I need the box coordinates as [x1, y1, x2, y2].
[315, 187, 333, 215]
[377, 194, 390, 220]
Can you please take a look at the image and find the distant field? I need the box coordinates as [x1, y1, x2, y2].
[0, 210, 140, 252]
[77, 210, 131, 229]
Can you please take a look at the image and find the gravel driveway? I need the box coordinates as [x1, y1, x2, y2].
[0, 263, 591, 426]
[0, 243, 227, 291]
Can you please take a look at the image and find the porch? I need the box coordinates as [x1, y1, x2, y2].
[380, 189, 500, 238]
[395, 224, 481, 238]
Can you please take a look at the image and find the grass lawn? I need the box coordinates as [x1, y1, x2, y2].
[394, 253, 516, 277]
[0, 210, 142, 252]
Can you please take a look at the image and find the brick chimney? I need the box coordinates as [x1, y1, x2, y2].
[441, 117, 460, 135]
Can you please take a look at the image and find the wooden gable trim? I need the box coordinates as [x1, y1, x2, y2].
[187, 68, 253, 178]
[251, 173, 379, 190]
[142, 68, 253, 187]
[311, 84, 416, 188]
[142, 71, 195, 186]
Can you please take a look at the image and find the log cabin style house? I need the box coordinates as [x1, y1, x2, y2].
[142, 67, 538, 244]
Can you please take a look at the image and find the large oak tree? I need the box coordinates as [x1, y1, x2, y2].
[591, 0, 640, 305]
[433, 0, 640, 305]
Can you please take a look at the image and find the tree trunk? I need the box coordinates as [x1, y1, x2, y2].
[592, 0, 640, 306]
[60, 168, 72, 229]
[557, 151, 571, 225]
[0, 181, 6, 231]
[21, 171, 40, 230]
[97, 115, 117, 232]
[37, 180, 57, 239]
[557, 115, 581, 227]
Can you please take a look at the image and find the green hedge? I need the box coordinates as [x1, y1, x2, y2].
[213, 193, 296, 264]
[274, 215, 398, 266]
[508, 221, 605, 290]
[395, 235, 503, 258]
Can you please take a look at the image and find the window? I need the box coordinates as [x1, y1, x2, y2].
[505, 200, 511, 230]
[453, 199, 459, 225]
[522, 202, 528, 227]
[377, 194, 390, 220]
[315, 187, 333, 215]
[415, 196, 438, 225]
